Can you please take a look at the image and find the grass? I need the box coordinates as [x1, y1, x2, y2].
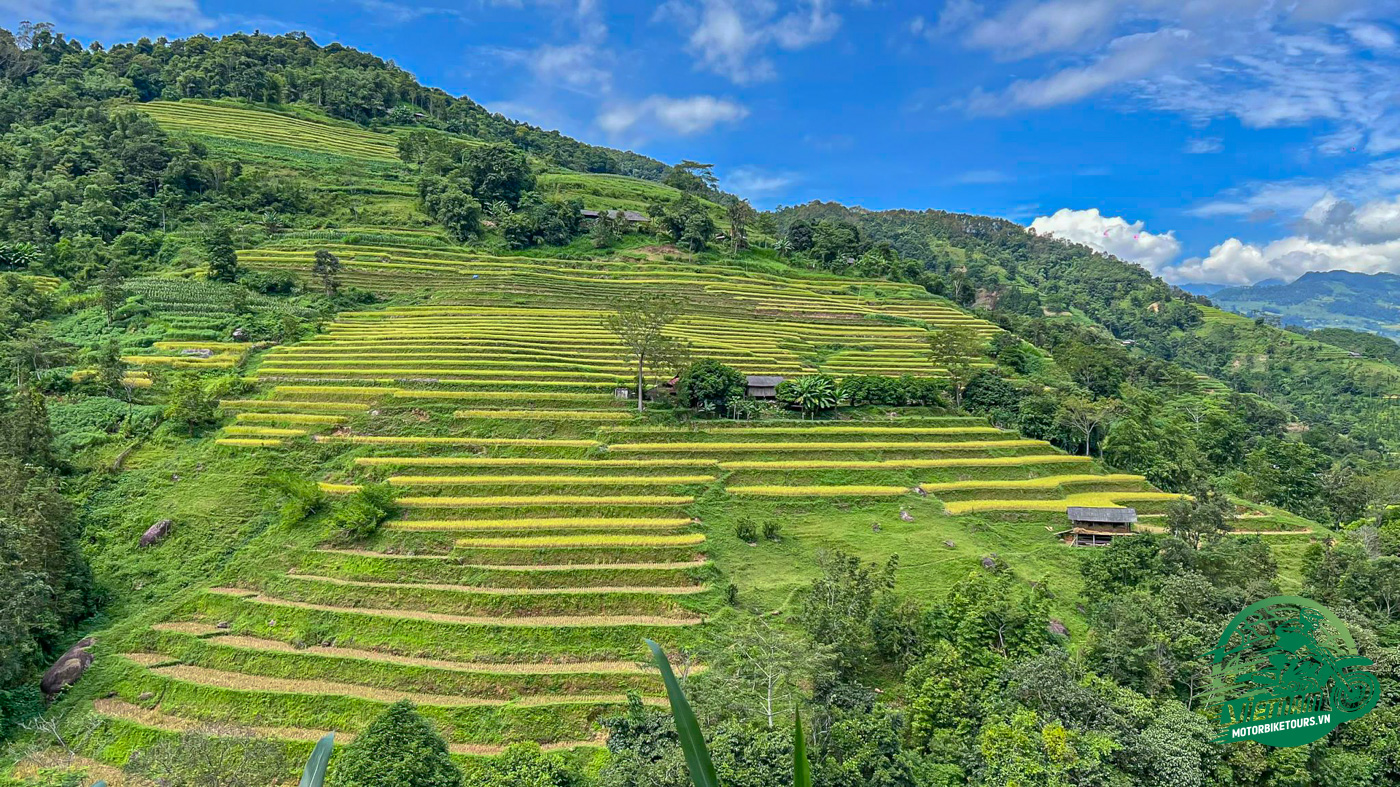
[943, 491, 1188, 515]
[728, 485, 912, 497]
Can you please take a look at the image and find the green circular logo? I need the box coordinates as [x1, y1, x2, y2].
[1202, 596, 1379, 747]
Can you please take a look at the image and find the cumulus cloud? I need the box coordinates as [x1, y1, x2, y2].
[1029, 208, 1182, 272]
[1164, 192, 1400, 283]
[658, 0, 842, 84]
[598, 95, 749, 137]
[1164, 236, 1400, 284]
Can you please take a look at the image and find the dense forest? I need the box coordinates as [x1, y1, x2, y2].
[1, 23, 1399, 787]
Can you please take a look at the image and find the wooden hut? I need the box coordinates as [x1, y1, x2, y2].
[746, 375, 784, 399]
[1059, 507, 1137, 547]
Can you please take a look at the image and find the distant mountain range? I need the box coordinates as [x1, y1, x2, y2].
[1209, 270, 1400, 338]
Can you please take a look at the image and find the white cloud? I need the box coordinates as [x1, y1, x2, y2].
[349, 0, 463, 24]
[658, 0, 842, 84]
[1165, 192, 1400, 283]
[725, 166, 796, 196]
[1029, 208, 1182, 272]
[528, 43, 612, 94]
[1346, 22, 1396, 50]
[964, 0, 1118, 59]
[34, 0, 211, 29]
[929, 0, 1400, 160]
[1165, 236, 1400, 284]
[970, 29, 1191, 112]
[598, 95, 748, 137]
[1185, 137, 1223, 154]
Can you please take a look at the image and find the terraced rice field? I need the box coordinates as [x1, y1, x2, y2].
[120, 239, 1186, 757]
[137, 101, 403, 160]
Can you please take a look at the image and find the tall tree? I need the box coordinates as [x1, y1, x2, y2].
[98, 258, 125, 324]
[205, 225, 240, 282]
[311, 249, 342, 297]
[604, 294, 687, 413]
[726, 198, 755, 254]
[1055, 397, 1119, 457]
[927, 324, 981, 409]
[329, 701, 462, 787]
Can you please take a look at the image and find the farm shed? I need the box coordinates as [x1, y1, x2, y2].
[1059, 506, 1137, 547]
[746, 375, 785, 399]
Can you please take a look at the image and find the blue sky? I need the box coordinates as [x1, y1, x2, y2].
[11, 0, 1400, 285]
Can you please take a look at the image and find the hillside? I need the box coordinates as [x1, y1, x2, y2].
[1211, 270, 1400, 338]
[4, 27, 1397, 787]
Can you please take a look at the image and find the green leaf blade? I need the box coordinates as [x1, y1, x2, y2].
[646, 639, 720, 787]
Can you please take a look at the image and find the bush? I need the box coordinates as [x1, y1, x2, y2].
[330, 483, 398, 541]
[329, 700, 463, 787]
[242, 270, 299, 295]
[762, 520, 783, 541]
[676, 359, 745, 413]
[463, 742, 580, 787]
[840, 375, 945, 407]
[735, 519, 757, 542]
[274, 473, 328, 527]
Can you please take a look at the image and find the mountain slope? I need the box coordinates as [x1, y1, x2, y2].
[1211, 270, 1400, 338]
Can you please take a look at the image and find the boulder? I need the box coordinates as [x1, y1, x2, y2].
[140, 519, 173, 548]
[899, 509, 914, 522]
[41, 638, 96, 697]
[943, 540, 956, 548]
[1048, 619, 1069, 638]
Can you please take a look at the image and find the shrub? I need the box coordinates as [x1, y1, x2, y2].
[328, 701, 463, 787]
[330, 483, 398, 541]
[463, 742, 580, 787]
[762, 520, 783, 541]
[676, 359, 744, 413]
[274, 473, 328, 527]
[735, 518, 757, 542]
[164, 374, 220, 435]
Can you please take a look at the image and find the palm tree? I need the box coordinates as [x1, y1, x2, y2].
[774, 237, 792, 259]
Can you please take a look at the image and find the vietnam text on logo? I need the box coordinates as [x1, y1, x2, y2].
[1201, 596, 1379, 747]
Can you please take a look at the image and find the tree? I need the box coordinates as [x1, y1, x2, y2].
[926, 324, 981, 409]
[311, 249, 342, 297]
[463, 742, 580, 787]
[777, 375, 839, 418]
[0, 325, 67, 388]
[590, 211, 625, 248]
[676, 359, 745, 414]
[123, 724, 293, 787]
[89, 339, 128, 398]
[702, 617, 830, 730]
[1, 387, 55, 468]
[604, 295, 687, 413]
[164, 374, 219, 436]
[328, 701, 463, 787]
[1165, 489, 1234, 549]
[98, 258, 125, 324]
[462, 143, 536, 207]
[726, 198, 755, 254]
[1054, 397, 1119, 457]
[204, 225, 240, 282]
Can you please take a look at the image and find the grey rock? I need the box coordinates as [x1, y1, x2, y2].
[41, 638, 96, 696]
[140, 519, 173, 547]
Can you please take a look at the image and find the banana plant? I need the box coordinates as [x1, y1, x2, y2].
[646, 639, 811, 787]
